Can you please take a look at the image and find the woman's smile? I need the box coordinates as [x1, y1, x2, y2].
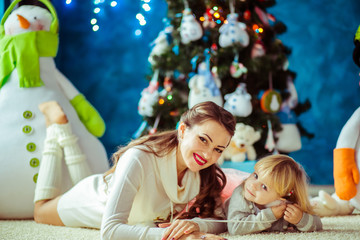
[193, 153, 208, 166]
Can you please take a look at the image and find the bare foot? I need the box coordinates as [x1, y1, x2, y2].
[39, 101, 68, 127]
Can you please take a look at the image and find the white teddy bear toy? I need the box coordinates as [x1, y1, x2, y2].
[219, 123, 261, 164]
[310, 190, 354, 217]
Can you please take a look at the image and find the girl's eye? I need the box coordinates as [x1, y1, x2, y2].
[199, 136, 207, 143]
[253, 173, 258, 179]
[261, 184, 267, 191]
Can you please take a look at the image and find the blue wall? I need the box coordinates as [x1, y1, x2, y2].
[0, 1, 4, 15]
[270, 1, 360, 184]
[2, 0, 360, 184]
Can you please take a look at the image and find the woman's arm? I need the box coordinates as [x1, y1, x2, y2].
[190, 202, 227, 234]
[100, 148, 165, 240]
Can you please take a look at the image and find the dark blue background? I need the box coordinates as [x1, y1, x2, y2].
[2, 0, 360, 184]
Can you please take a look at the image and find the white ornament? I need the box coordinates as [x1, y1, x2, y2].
[224, 83, 252, 117]
[219, 13, 249, 48]
[188, 62, 223, 108]
[251, 41, 265, 58]
[148, 26, 173, 66]
[269, 94, 280, 112]
[138, 70, 160, 117]
[230, 61, 248, 78]
[180, 8, 203, 45]
[265, 120, 276, 152]
[275, 77, 301, 152]
[275, 124, 302, 152]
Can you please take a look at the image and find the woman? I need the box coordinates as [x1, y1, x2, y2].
[34, 101, 235, 240]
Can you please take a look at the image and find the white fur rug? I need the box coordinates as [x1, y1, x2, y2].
[1, 185, 358, 240]
[1, 211, 360, 240]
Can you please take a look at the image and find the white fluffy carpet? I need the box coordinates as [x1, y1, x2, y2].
[1, 186, 359, 240]
[1, 211, 360, 240]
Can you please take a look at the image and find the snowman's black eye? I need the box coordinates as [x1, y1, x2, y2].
[34, 17, 37, 20]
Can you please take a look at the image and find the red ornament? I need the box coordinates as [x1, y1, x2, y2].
[163, 76, 173, 92]
[149, 128, 157, 135]
[211, 43, 218, 51]
[206, 8, 213, 20]
[243, 10, 251, 21]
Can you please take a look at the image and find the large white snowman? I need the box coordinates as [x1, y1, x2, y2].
[0, 0, 109, 219]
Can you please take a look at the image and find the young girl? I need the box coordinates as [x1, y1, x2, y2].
[33, 101, 234, 240]
[225, 154, 322, 235]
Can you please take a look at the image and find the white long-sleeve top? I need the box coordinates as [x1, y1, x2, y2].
[100, 147, 226, 240]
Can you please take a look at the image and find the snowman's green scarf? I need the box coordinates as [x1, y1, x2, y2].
[0, 30, 58, 89]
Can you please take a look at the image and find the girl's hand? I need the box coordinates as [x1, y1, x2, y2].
[178, 232, 227, 240]
[271, 203, 286, 219]
[161, 219, 200, 240]
[284, 203, 303, 224]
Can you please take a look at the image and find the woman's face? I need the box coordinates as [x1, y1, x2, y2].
[177, 120, 231, 173]
[243, 171, 281, 206]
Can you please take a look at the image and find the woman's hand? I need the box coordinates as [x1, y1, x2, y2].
[284, 203, 303, 225]
[161, 219, 200, 240]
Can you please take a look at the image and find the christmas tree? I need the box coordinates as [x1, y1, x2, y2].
[135, 0, 313, 160]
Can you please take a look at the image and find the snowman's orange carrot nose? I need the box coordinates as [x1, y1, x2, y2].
[17, 14, 30, 29]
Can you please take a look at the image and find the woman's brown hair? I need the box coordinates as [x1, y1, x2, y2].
[104, 101, 236, 219]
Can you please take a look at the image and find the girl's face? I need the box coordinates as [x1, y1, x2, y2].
[177, 120, 231, 174]
[244, 171, 281, 206]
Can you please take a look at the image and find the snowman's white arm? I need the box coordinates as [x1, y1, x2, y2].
[336, 107, 360, 148]
[54, 68, 80, 100]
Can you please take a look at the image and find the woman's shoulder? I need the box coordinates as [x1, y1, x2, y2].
[118, 145, 159, 167]
[122, 145, 152, 158]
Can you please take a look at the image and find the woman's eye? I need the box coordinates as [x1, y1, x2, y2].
[261, 184, 267, 191]
[199, 136, 207, 143]
[215, 148, 223, 154]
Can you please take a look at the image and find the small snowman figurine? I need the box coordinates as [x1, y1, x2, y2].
[148, 25, 173, 66]
[224, 83, 252, 117]
[188, 61, 223, 109]
[0, 0, 109, 219]
[180, 8, 203, 45]
[218, 13, 249, 48]
[138, 70, 160, 118]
